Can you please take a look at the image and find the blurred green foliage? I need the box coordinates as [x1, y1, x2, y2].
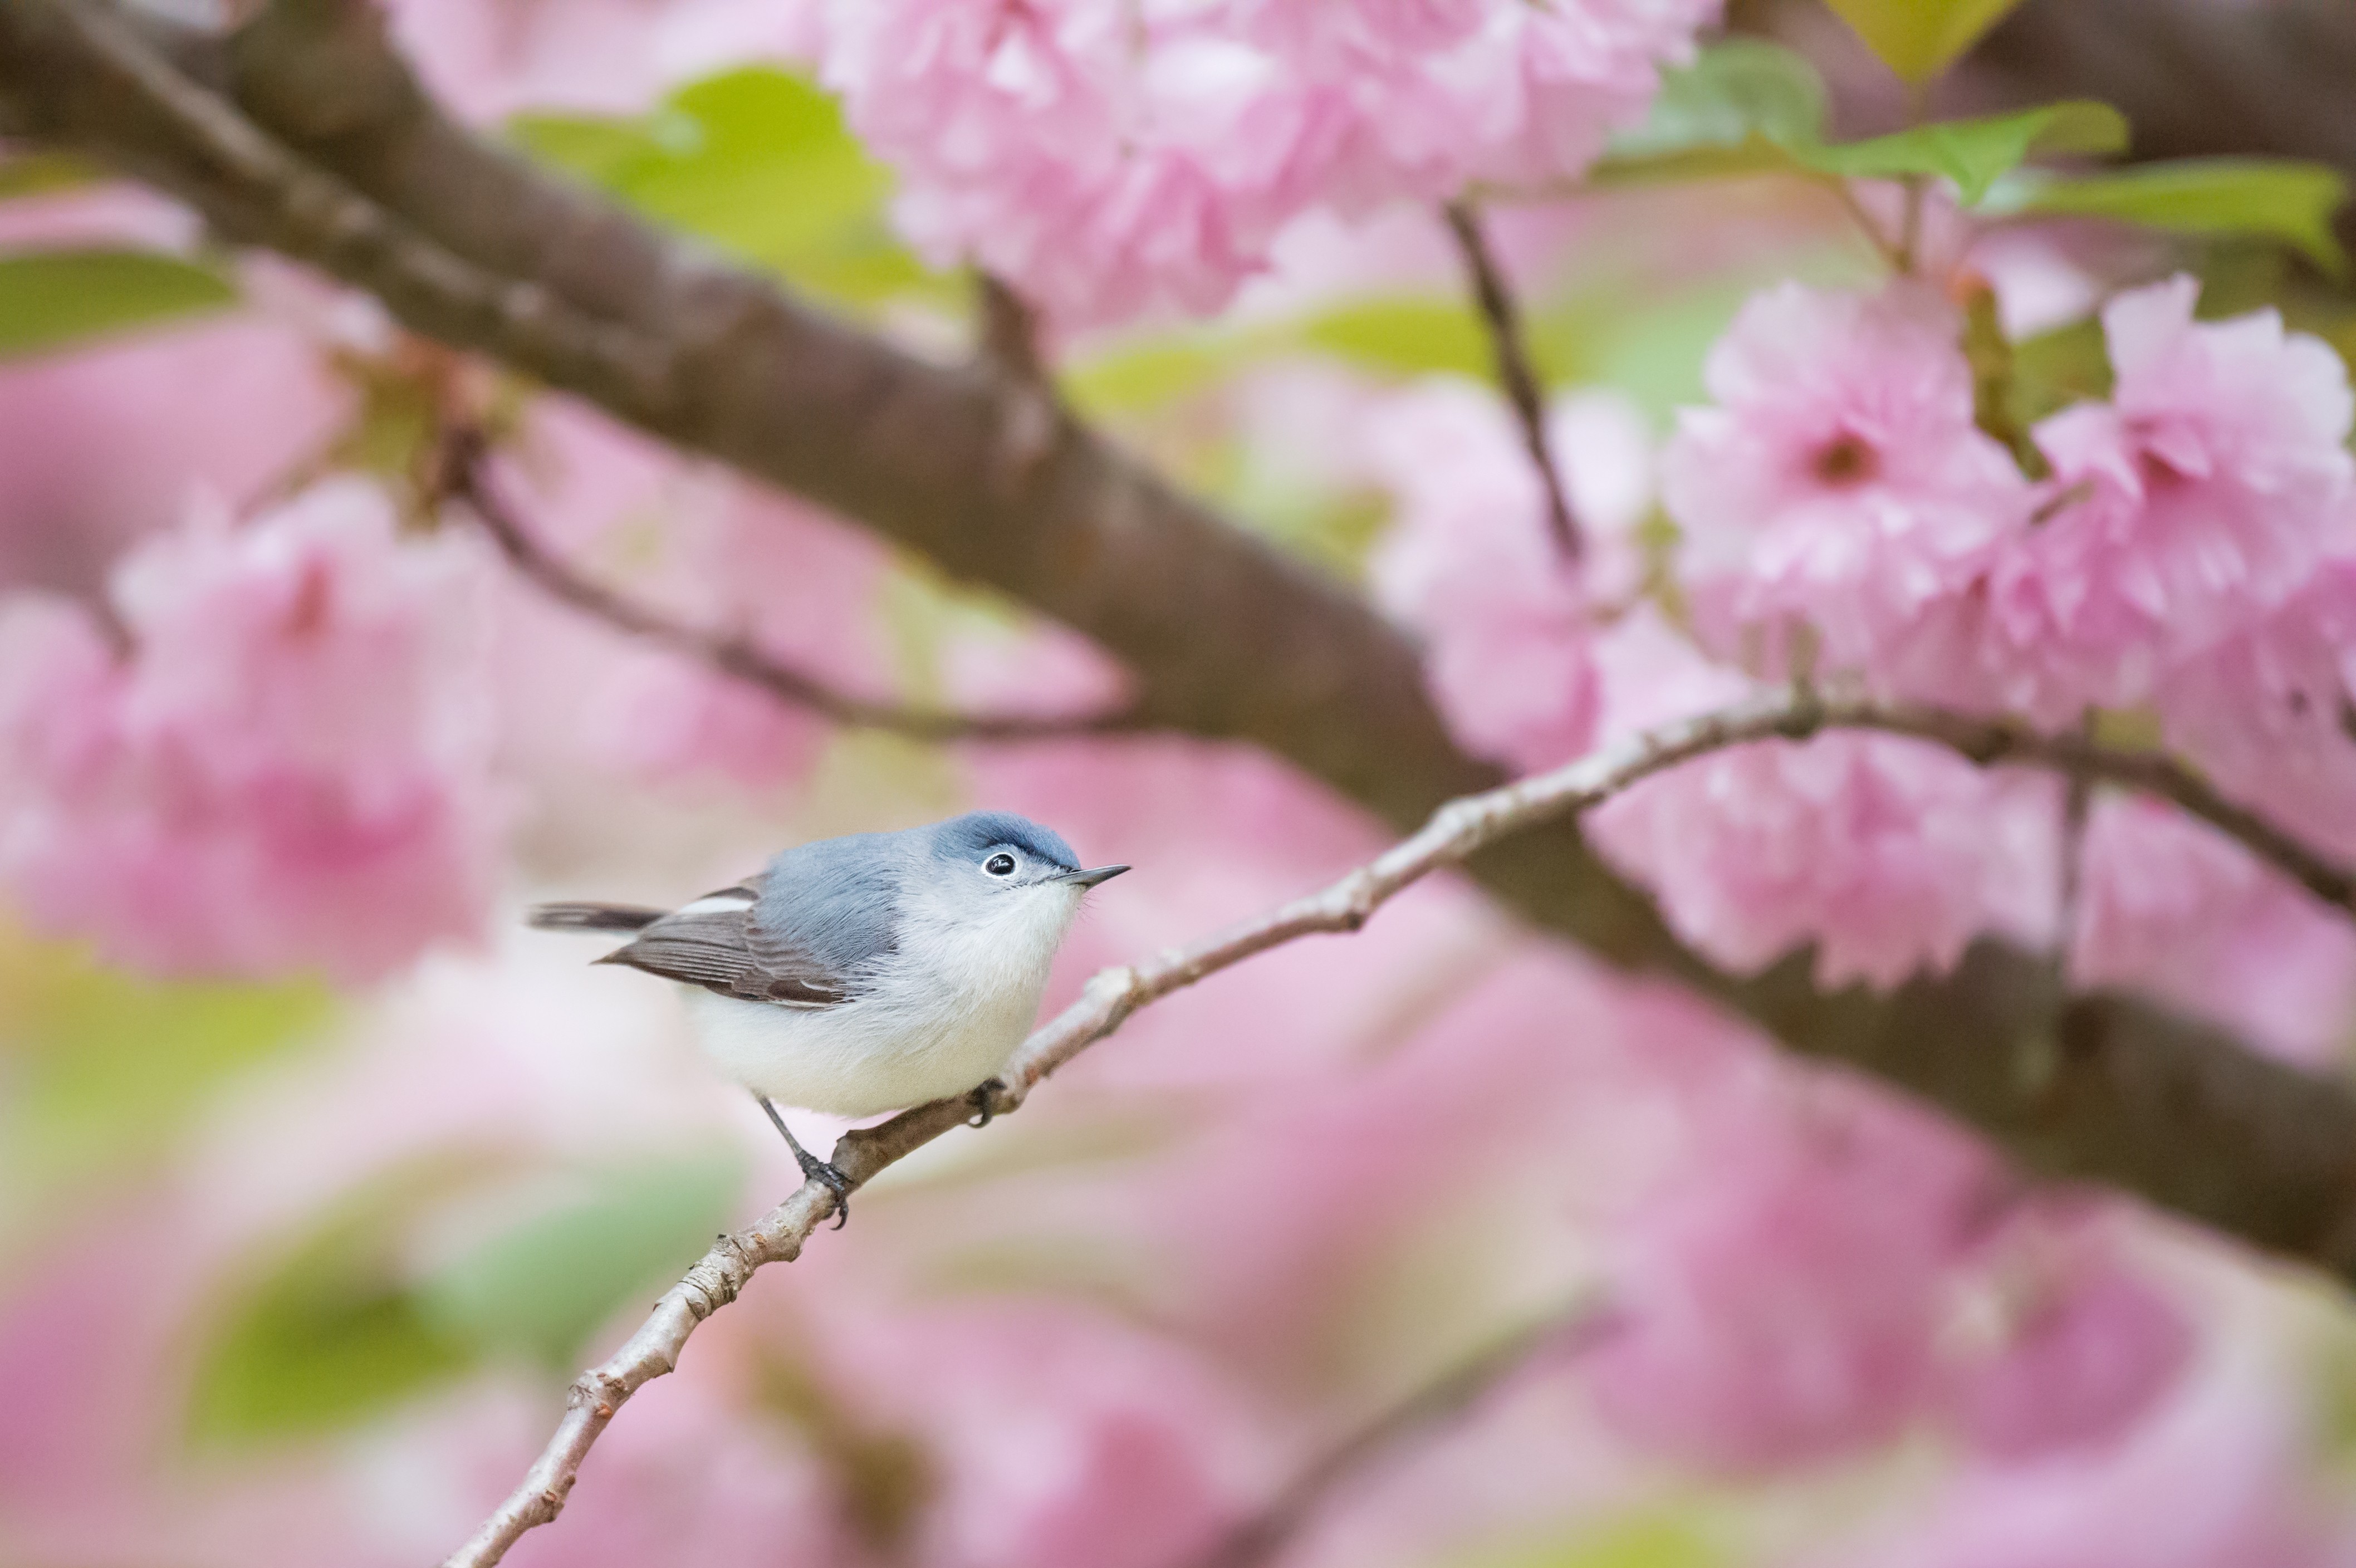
[0, 930, 332, 1205]
[1601, 39, 1826, 167]
[2014, 160, 2350, 276]
[187, 1161, 487, 1447]
[0, 248, 237, 360]
[1458, 1510, 1721, 1568]
[188, 1150, 742, 1445]
[1594, 45, 2124, 210]
[417, 1152, 745, 1369]
[510, 66, 956, 310]
[1801, 103, 2128, 208]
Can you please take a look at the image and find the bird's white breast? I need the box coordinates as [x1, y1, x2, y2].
[685, 880, 1083, 1119]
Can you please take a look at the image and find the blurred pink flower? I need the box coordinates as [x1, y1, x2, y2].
[0, 479, 500, 982]
[483, 399, 890, 793]
[1820, 1345, 2333, 1568]
[0, 315, 348, 600]
[1586, 728, 2060, 988]
[821, 1296, 1265, 1568]
[1943, 1236, 2193, 1463]
[1368, 379, 1599, 772]
[824, 0, 1713, 327]
[1992, 275, 2356, 715]
[1585, 1079, 2000, 1472]
[1661, 281, 2034, 674]
[2069, 794, 2356, 1068]
[386, 0, 824, 121]
[2159, 557, 2356, 863]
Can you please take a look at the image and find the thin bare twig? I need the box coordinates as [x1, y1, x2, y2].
[1193, 1305, 1612, 1568]
[441, 683, 2356, 1568]
[1442, 199, 1581, 560]
[1826, 697, 2356, 913]
[437, 428, 1142, 744]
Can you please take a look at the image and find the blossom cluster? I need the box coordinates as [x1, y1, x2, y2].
[0, 482, 498, 983]
[821, 0, 1717, 326]
[1378, 273, 2356, 1038]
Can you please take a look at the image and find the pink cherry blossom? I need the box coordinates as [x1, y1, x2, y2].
[1943, 1233, 2193, 1462]
[2070, 794, 2356, 1068]
[1585, 1077, 2001, 1472]
[2158, 556, 2356, 863]
[1660, 281, 2035, 675]
[1368, 378, 1598, 772]
[0, 314, 349, 600]
[819, 1296, 1265, 1568]
[1990, 275, 2356, 714]
[1585, 726, 2061, 988]
[823, 0, 1715, 327]
[1818, 1346, 2333, 1568]
[0, 480, 499, 982]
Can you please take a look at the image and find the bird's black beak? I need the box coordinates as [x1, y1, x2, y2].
[1059, 864, 1130, 889]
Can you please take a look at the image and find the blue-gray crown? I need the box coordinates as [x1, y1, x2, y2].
[929, 811, 1077, 871]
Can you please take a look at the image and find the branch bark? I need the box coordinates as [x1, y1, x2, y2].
[8, 0, 2356, 1331]
[435, 427, 1142, 742]
[1442, 199, 1581, 559]
[440, 685, 2356, 1566]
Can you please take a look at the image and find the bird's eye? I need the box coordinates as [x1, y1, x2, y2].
[984, 852, 1017, 876]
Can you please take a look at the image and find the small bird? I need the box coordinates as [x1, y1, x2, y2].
[528, 812, 1125, 1223]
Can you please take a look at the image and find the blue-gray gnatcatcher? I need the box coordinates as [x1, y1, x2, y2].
[528, 812, 1126, 1221]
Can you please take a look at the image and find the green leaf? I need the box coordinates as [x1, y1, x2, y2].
[2013, 158, 2350, 275]
[0, 932, 332, 1200]
[0, 248, 237, 360]
[1465, 1510, 1721, 1568]
[187, 1164, 485, 1447]
[1823, 0, 2031, 84]
[1063, 329, 1261, 415]
[417, 1153, 743, 1368]
[1295, 297, 1495, 380]
[510, 66, 948, 307]
[1796, 101, 2129, 206]
[1604, 39, 1828, 165]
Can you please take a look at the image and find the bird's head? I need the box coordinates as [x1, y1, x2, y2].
[928, 811, 1128, 901]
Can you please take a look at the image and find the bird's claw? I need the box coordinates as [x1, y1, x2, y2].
[795, 1150, 855, 1228]
[967, 1077, 1007, 1129]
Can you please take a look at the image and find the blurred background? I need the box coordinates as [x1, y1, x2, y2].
[7, 2, 2356, 1567]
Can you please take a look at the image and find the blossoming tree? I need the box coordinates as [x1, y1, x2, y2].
[4, 1, 2356, 1566]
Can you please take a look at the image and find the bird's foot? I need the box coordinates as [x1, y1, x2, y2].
[967, 1077, 1008, 1129]
[794, 1147, 855, 1229]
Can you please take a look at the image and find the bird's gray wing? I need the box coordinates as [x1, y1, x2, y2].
[596, 884, 858, 1006]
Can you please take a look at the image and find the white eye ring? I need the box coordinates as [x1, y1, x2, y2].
[984, 852, 1017, 876]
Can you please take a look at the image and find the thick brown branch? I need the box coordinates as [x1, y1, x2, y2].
[11, 0, 2356, 1346]
[437, 428, 1140, 743]
[440, 686, 2356, 1567]
[1442, 199, 1582, 558]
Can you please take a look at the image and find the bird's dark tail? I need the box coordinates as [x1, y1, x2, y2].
[527, 902, 667, 933]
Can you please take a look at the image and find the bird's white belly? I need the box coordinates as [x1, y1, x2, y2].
[683, 971, 1047, 1119]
